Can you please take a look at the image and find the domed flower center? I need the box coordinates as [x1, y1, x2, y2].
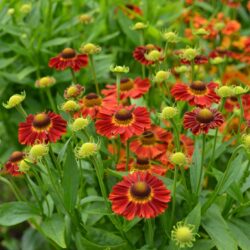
[33, 113, 51, 129]
[84, 93, 102, 107]
[145, 44, 155, 51]
[114, 109, 133, 124]
[229, 96, 238, 103]
[9, 151, 25, 162]
[189, 81, 207, 95]
[67, 86, 78, 96]
[196, 108, 214, 123]
[134, 158, 150, 170]
[61, 48, 76, 59]
[120, 78, 134, 91]
[140, 131, 156, 145]
[130, 181, 151, 200]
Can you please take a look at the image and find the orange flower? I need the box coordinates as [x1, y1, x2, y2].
[222, 20, 241, 36]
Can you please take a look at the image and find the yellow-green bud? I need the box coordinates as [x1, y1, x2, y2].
[171, 221, 197, 249]
[181, 48, 198, 61]
[110, 65, 129, 73]
[160, 106, 178, 120]
[144, 50, 161, 61]
[29, 144, 48, 160]
[170, 152, 187, 166]
[217, 86, 233, 98]
[132, 22, 148, 30]
[20, 3, 32, 14]
[61, 100, 80, 112]
[214, 22, 225, 31]
[7, 8, 15, 15]
[233, 86, 249, 96]
[71, 117, 90, 131]
[154, 70, 170, 83]
[35, 76, 56, 88]
[19, 158, 33, 173]
[79, 14, 93, 24]
[75, 142, 99, 158]
[233, 108, 241, 116]
[3, 91, 26, 109]
[242, 134, 250, 151]
[175, 65, 189, 73]
[80, 43, 101, 54]
[193, 28, 209, 36]
[210, 57, 225, 64]
[163, 31, 179, 43]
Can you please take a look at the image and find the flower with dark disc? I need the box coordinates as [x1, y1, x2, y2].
[95, 105, 151, 142]
[48, 48, 88, 71]
[109, 172, 171, 220]
[171, 81, 220, 107]
[183, 108, 224, 135]
[4, 151, 26, 176]
[18, 112, 67, 145]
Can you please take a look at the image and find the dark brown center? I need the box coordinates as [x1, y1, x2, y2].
[61, 48, 76, 59]
[33, 113, 51, 129]
[130, 181, 151, 199]
[84, 93, 102, 107]
[114, 109, 133, 121]
[9, 151, 25, 163]
[229, 96, 238, 103]
[196, 109, 214, 123]
[134, 158, 150, 170]
[140, 131, 156, 145]
[190, 81, 207, 95]
[120, 78, 134, 91]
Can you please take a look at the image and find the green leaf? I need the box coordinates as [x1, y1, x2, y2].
[202, 205, 237, 250]
[190, 141, 201, 193]
[57, 137, 71, 163]
[192, 240, 215, 250]
[80, 196, 104, 206]
[42, 37, 76, 48]
[0, 56, 17, 69]
[41, 214, 66, 248]
[62, 145, 80, 212]
[0, 202, 39, 226]
[185, 203, 201, 232]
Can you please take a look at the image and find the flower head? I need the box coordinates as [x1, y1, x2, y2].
[171, 221, 197, 248]
[171, 81, 220, 107]
[20, 3, 32, 14]
[154, 70, 170, 83]
[174, 65, 188, 74]
[64, 84, 84, 99]
[210, 57, 225, 64]
[109, 172, 171, 220]
[242, 134, 250, 152]
[180, 48, 199, 61]
[80, 43, 101, 54]
[61, 100, 80, 112]
[170, 152, 187, 166]
[95, 105, 151, 142]
[162, 31, 179, 43]
[19, 158, 33, 173]
[184, 108, 224, 135]
[29, 144, 48, 160]
[233, 86, 249, 96]
[49, 48, 88, 72]
[4, 151, 26, 176]
[7, 8, 15, 15]
[18, 112, 67, 145]
[3, 92, 26, 109]
[132, 22, 148, 30]
[35, 76, 56, 88]
[217, 86, 234, 98]
[75, 142, 99, 158]
[160, 106, 178, 120]
[79, 14, 93, 24]
[193, 28, 209, 36]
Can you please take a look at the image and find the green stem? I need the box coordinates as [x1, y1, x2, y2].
[202, 145, 244, 214]
[0, 176, 23, 201]
[191, 60, 195, 82]
[15, 104, 27, 118]
[196, 134, 206, 196]
[170, 165, 178, 228]
[237, 96, 244, 142]
[146, 219, 154, 247]
[90, 55, 100, 95]
[70, 68, 77, 84]
[125, 140, 130, 171]
[45, 88, 57, 112]
[116, 73, 121, 104]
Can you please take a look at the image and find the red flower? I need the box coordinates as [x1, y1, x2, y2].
[75, 93, 103, 119]
[171, 81, 220, 107]
[130, 125, 172, 159]
[133, 44, 163, 65]
[95, 105, 151, 142]
[18, 112, 67, 145]
[4, 151, 25, 176]
[117, 157, 167, 176]
[48, 48, 88, 71]
[109, 172, 171, 220]
[183, 108, 224, 135]
[102, 77, 150, 100]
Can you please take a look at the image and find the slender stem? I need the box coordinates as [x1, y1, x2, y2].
[70, 68, 77, 84]
[49, 145, 63, 178]
[196, 134, 206, 196]
[90, 55, 100, 95]
[146, 219, 154, 247]
[125, 140, 130, 171]
[15, 104, 27, 118]
[116, 73, 121, 104]
[202, 145, 244, 214]
[0, 176, 23, 201]
[191, 60, 195, 82]
[170, 165, 178, 228]
[139, 31, 145, 78]
[45, 88, 57, 112]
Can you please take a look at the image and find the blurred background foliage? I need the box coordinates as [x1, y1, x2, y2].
[0, 0, 250, 249]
